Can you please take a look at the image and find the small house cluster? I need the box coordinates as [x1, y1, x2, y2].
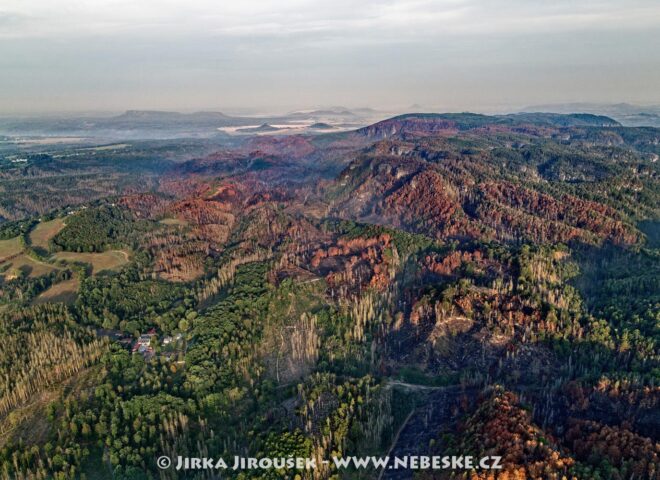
[161, 333, 183, 346]
[96, 327, 185, 362]
[130, 330, 185, 361]
[132, 329, 157, 359]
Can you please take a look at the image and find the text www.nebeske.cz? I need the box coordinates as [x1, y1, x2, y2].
[161, 455, 503, 471]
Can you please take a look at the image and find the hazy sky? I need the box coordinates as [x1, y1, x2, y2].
[1, 0, 659, 114]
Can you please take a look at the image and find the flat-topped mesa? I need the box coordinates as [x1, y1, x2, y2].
[356, 112, 620, 139]
[356, 114, 460, 139]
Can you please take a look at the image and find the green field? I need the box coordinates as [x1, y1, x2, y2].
[33, 276, 79, 305]
[159, 217, 188, 226]
[29, 218, 66, 250]
[52, 249, 130, 274]
[2, 254, 58, 279]
[0, 235, 59, 279]
[1, 231, 129, 282]
[0, 236, 23, 261]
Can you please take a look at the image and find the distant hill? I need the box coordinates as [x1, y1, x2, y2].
[236, 124, 282, 133]
[356, 112, 620, 139]
[286, 108, 357, 120]
[308, 122, 335, 130]
[0, 110, 263, 138]
[114, 110, 233, 122]
[524, 102, 660, 127]
[505, 112, 620, 127]
[107, 110, 255, 128]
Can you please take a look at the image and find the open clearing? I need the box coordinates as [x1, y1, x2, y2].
[33, 276, 80, 305]
[29, 218, 66, 249]
[53, 249, 130, 274]
[159, 217, 188, 226]
[1, 234, 129, 281]
[2, 254, 58, 278]
[0, 235, 59, 278]
[0, 236, 23, 261]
